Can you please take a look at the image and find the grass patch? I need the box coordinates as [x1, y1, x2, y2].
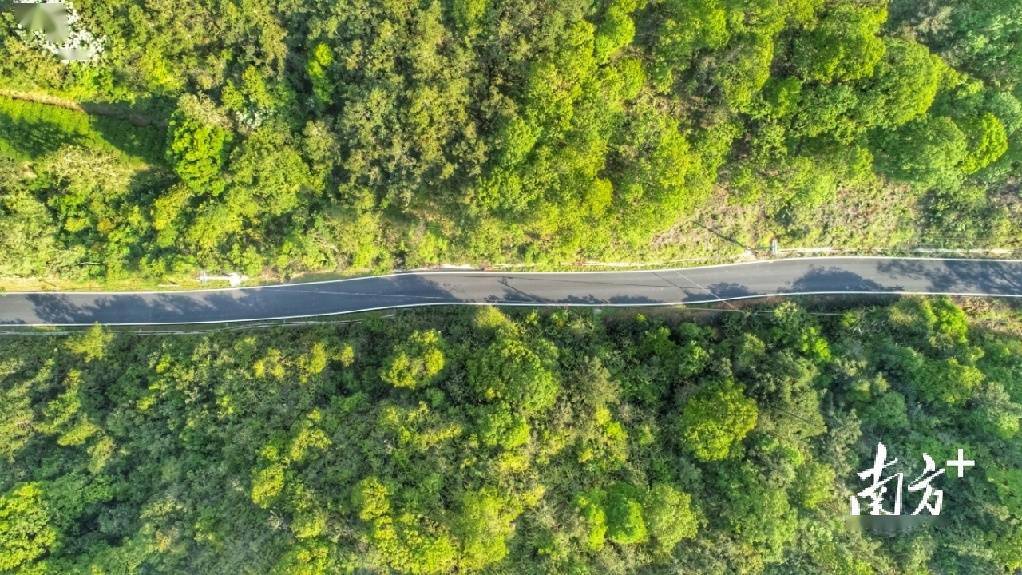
[0, 96, 164, 163]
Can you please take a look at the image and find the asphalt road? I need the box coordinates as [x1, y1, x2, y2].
[2, 257, 1021, 326]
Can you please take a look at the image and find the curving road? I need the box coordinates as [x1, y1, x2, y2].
[2, 257, 1022, 326]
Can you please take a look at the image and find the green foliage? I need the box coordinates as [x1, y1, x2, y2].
[380, 330, 446, 389]
[0, 483, 57, 571]
[715, 33, 775, 111]
[2, 0, 1021, 281]
[857, 39, 942, 128]
[793, 1, 887, 83]
[369, 513, 458, 575]
[576, 405, 628, 468]
[456, 489, 518, 570]
[861, 390, 909, 431]
[891, 0, 1022, 91]
[477, 405, 530, 450]
[66, 324, 112, 363]
[271, 541, 330, 575]
[720, 463, 798, 562]
[605, 483, 647, 545]
[799, 462, 835, 509]
[292, 508, 328, 539]
[921, 185, 1012, 248]
[468, 332, 559, 416]
[0, 186, 65, 277]
[971, 382, 1022, 440]
[644, 483, 699, 552]
[762, 77, 803, 119]
[611, 102, 712, 246]
[166, 95, 232, 193]
[651, 0, 730, 88]
[251, 463, 286, 508]
[678, 379, 759, 461]
[353, 476, 391, 522]
[993, 525, 1022, 572]
[2, 0, 1022, 561]
[452, 0, 487, 32]
[306, 43, 334, 107]
[874, 116, 969, 189]
[913, 357, 984, 405]
[0, 301, 1019, 573]
[0, 96, 163, 162]
[576, 490, 608, 550]
[594, 1, 636, 63]
[960, 112, 1009, 174]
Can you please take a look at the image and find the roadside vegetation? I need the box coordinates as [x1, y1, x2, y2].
[1, 0, 1021, 285]
[1, 298, 1020, 573]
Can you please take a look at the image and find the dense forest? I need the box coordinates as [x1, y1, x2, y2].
[0, 0, 1020, 283]
[0, 298, 1020, 573]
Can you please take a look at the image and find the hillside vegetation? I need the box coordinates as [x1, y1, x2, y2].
[1, 0, 1021, 282]
[1, 298, 1021, 573]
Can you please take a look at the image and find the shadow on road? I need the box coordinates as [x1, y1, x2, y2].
[704, 282, 755, 300]
[20, 274, 461, 324]
[877, 259, 1022, 293]
[789, 266, 894, 294]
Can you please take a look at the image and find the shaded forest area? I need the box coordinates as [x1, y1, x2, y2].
[0, 0, 1020, 282]
[1, 298, 1021, 573]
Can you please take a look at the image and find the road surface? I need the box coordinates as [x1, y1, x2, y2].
[2, 257, 1021, 326]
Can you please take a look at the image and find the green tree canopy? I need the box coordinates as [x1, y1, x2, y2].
[678, 379, 759, 461]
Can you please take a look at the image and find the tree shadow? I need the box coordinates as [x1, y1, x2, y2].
[0, 94, 169, 164]
[704, 282, 755, 300]
[12, 274, 463, 325]
[0, 110, 87, 158]
[692, 220, 755, 251]
[789, 266, 893, 293]
[89, 113, 166, 164]
[475, 274, 688, 305]
[83, 94, 173, 164]
[876, 259, 1022, 294]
